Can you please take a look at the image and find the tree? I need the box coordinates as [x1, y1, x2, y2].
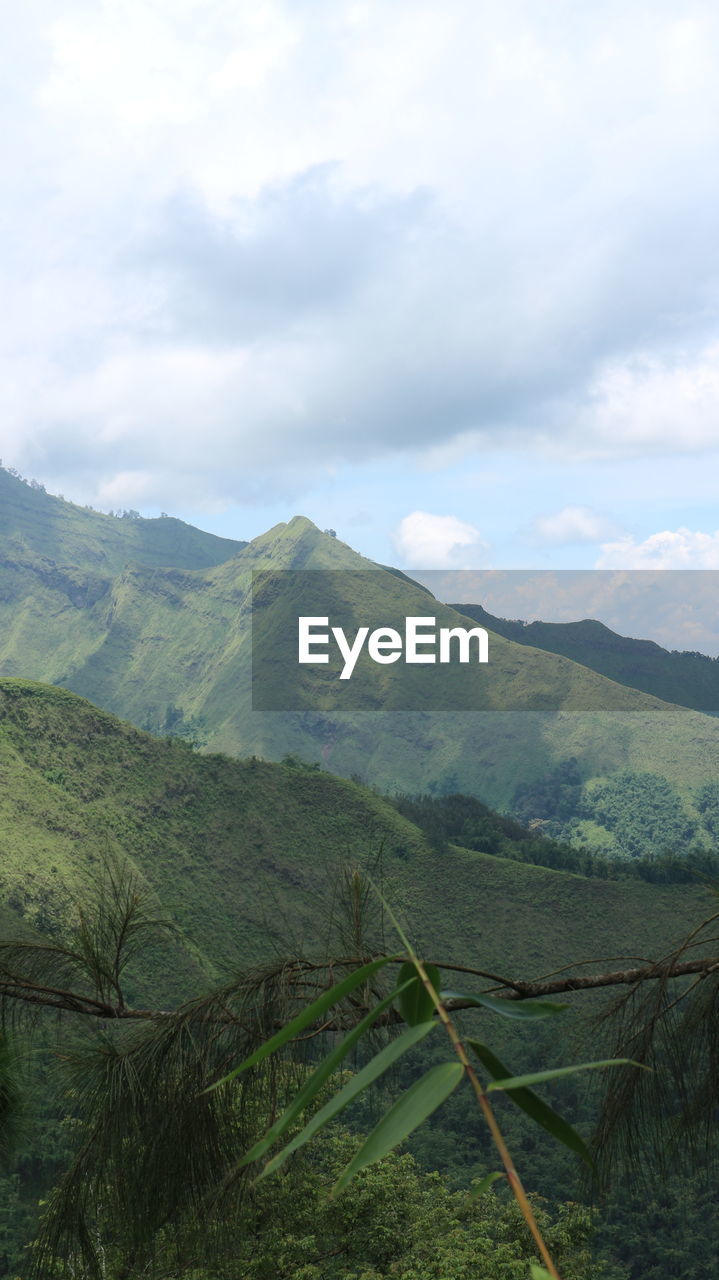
[0, 862, 717, 1278]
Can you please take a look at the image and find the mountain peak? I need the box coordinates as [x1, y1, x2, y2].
[243, 516, 370, 569]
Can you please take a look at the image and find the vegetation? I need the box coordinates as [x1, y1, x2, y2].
[2, 470, 719, 854]
[0, 680, 711, 989]
[453, 603, 719, 718]
[0, 861, 717, 1278]
[390, 790, 719, 880]
[0, 463, 245, 573]
[2, 473, 719, 1276]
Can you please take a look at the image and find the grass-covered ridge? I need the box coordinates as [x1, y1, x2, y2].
[453, 602, 719, 716]
[0, 680, 711, 992]
[0, 464, 245, 573]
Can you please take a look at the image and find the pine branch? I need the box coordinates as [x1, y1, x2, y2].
[2, 952, 719, 1025]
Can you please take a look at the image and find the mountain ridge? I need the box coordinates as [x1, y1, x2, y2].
[0, 464, 246, 573]
[0, 678, 709, 988]
[2, 471, 719, 856]
[452, 602, 719, 716]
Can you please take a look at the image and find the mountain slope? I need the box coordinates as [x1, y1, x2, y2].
[0, 465, 245, 573]
[452, 602, 719, 716]
[0, 680, 710, 991]
[53, 518, 719, 854]
[2, 480, 719, 855]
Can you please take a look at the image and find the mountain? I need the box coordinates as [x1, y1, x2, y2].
[0, 465, 245, 573]
[0, 679, 710, 992]
[2, 470, 719, 856]
[451, 603, 719, 716]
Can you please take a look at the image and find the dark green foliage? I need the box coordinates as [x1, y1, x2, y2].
[696, 781, 719, 834]
[514, 759, 585, 829]
[393, 787, 587, 861]
[391, 789, 719, 882]
[597, 1171, 719, 1280]
[397, 961, 441, 1025]
[582, 773, 698, 859]
[0, 1036, 20, 1164]
[468, 1039, 594, 1169]
[453, 603, 719, 717]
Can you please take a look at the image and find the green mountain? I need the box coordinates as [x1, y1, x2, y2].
[2, 470, 719, 856]
[0, 679, 709, 991]
[0, 465, 245, 573]
[452, 602, 719, 716]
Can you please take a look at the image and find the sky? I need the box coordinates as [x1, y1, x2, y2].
[3, 1, 719, 574]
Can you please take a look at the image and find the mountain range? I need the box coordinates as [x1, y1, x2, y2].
[452, 602, 719, 716]
[2, 465, 719, 857]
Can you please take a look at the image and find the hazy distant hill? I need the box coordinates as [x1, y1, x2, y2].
[452, 602, 719, 716]
[2, 472, 719, 856]
[0, 679, 709, 991]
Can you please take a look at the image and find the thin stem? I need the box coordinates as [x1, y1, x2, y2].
[411, 953, 561, 1280]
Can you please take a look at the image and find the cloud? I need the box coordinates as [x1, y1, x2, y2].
[4, 2, 719, 509]
[409, 567, 719, 655]
[129, 171, 431, 344]
[597, 528, 719, 568]
[393, 511, 488, 568]
[533, 505, 619, 545]
[566, 344, 719, 459]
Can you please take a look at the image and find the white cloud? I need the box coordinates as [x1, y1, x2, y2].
[394, 511, 488, 568]
[533, 505, 618, 545]
[567, 344, 719, 459]
[597, 528, 719, 568]
[5, 2, 719, 508]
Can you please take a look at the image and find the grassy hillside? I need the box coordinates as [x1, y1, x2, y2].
[0, 465, 245, 573]
[0, 680, 712, 993]
[453, 602, 719, 716]
[3, 476, 719, 854]
[0, 465, 246, 691]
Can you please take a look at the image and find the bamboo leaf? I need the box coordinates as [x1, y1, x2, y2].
[239, 979, 413, 1168]
[441, 990, 567, 1019]
[397, 961, 441, 1026]
[259, 1019, 439, 1180]
[486, 1058, 638, 1093]
[333, 1061, 464, 1194]
[206, 954, 397, 1089]
[467, 1039, 594, 1170]
[468, 1170, 504, 1200]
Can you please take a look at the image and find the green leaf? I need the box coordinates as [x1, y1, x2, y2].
[206, 954, 397, 1089]
[259, 1019, 439, 1180]
[468, 1170, 504, 1200]
[441, 990, 567, 1020]
[333, 1061, 464, 1193]
[530, 1267, 555, 1280]
[239, 979, 413, 1168]
[397, 961, 441, 1026]
[486, 1058, 637, 1092]
[467, 1039, 594, 1170]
